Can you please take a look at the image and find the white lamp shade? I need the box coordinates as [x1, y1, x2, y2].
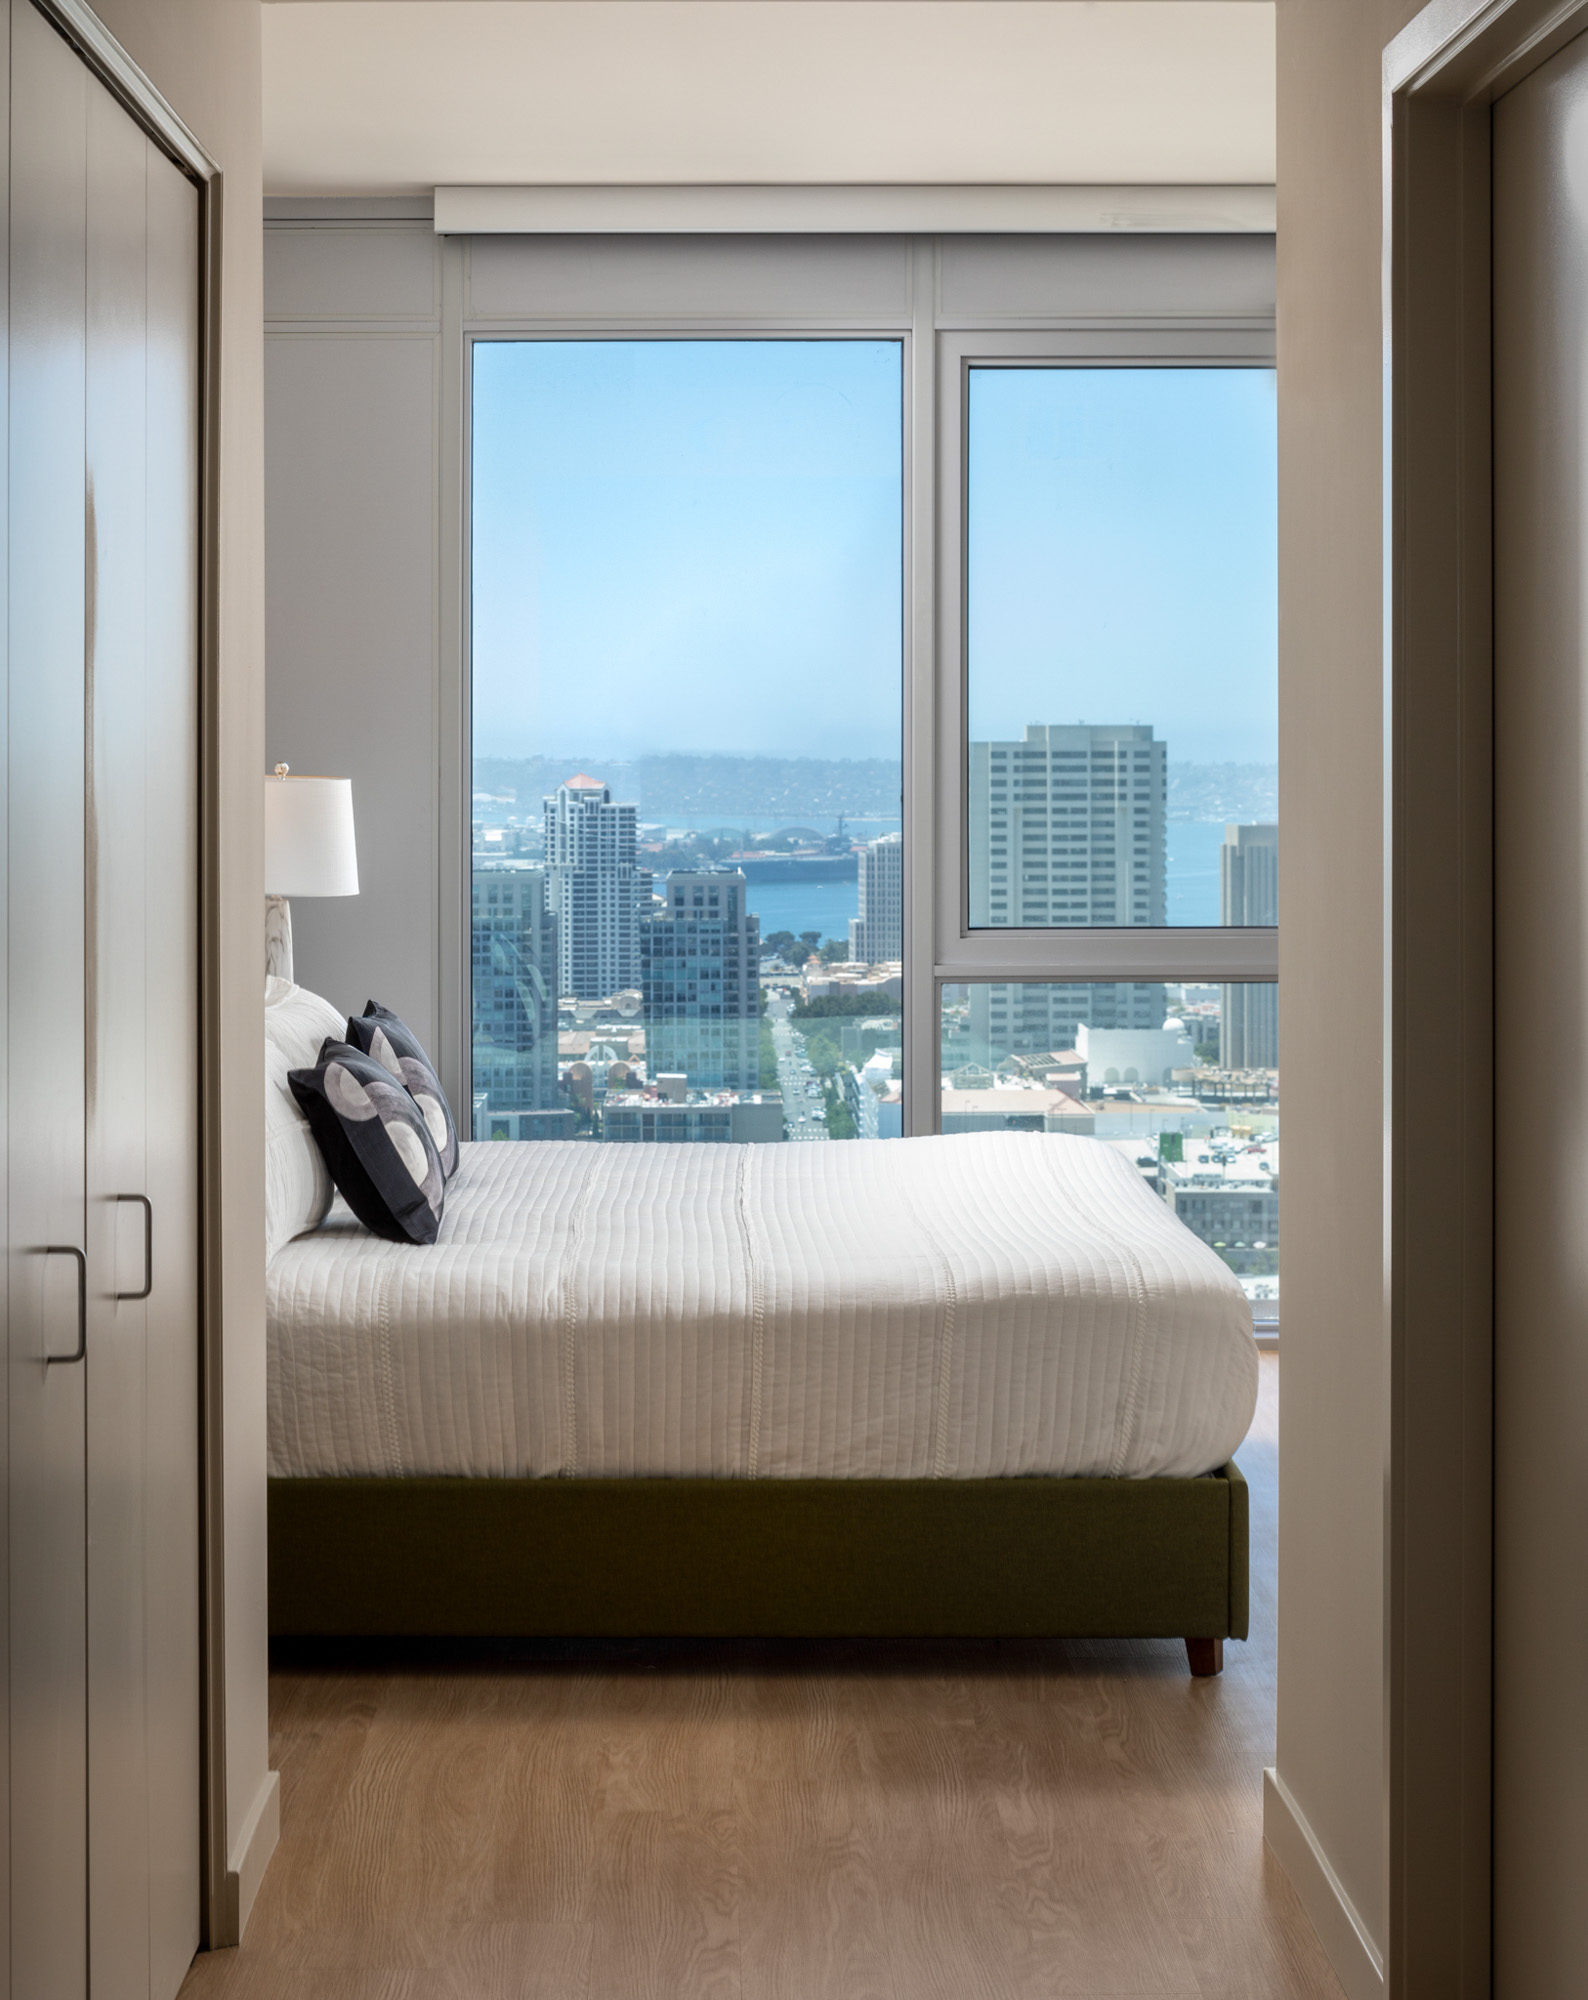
[264, 775, 359, 897]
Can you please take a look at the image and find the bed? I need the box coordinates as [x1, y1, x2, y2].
[265, 1018, 1258, 1674]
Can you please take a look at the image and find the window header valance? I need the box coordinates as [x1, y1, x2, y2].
[432, 183, 1277, 238]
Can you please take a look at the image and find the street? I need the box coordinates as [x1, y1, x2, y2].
[766, 987, 830, 1142]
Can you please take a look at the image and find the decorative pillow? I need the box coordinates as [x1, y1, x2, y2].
[288, 1040, 446, 1245]
[344, 1001, 459, 1178]
[264, 978, 347, 1260]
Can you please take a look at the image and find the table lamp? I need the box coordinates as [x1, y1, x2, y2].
[264, 764, 359, 984]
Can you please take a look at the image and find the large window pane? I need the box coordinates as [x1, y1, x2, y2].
[940, 980, 1279, 1314]
[967, 367, 1277, 928]
[470, 339, 904, 1143]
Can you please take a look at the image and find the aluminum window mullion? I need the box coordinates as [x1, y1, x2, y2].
[935, 928, 1279, 985]
[902, 239, 939, 1137]
[933, 322, 1280, 1012]
[437, 235, 470, 1114]
[933, 326, 969, 1030]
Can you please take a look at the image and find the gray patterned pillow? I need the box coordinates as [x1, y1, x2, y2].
[288, 1040, 445, 1244]
[344, 1001, 459, 1178]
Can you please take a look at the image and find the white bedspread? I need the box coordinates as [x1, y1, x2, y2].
[267, 1133, 1258, 1482]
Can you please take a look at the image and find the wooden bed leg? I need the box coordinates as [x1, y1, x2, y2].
[1185, 1636, 1224, 1678]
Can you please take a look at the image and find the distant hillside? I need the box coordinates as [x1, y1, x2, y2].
[473, 753, 1276, 826]
[474, 753, 903, 819]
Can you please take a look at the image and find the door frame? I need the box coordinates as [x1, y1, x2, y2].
[1384, 0, 1588, 1992]
[24, 0, 229, 1951]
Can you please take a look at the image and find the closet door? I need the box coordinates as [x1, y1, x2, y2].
[8, 5, 89, 1997]
[86, 75, 155, 2000]
[8, 6, 202, 1995]
[128, 113, 201, 2000]
[82, 32, 201, 2000]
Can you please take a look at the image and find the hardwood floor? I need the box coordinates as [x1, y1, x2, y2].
[181, 1356, 1343, 1999]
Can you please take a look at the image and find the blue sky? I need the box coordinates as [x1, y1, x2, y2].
[968, 366, 1277, 764]
[471, 343, 1276, 768]
[472, 340, 904, 763]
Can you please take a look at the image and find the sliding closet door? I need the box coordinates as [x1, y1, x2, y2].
[86, 77, 155, 1999]
[135, 122, 201, 2000]
[9, 5, 202, 1995]
[81, 33, 202, 2000]
[8, 5, 89, 1996]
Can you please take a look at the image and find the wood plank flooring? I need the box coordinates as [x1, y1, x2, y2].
[181, 1355, 1343, 1999]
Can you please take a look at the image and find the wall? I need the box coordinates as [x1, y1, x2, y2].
[264, 215, 442, 1043]
[1492, 38, 1588, 1996]
[1266, 0, 1419, 1992]
[264, 225, 1275, 1112]
[88, 0, 273, 1945]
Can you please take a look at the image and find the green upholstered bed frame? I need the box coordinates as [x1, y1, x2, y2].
[268, 1460, 1248, 1676]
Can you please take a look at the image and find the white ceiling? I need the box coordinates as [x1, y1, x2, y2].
[261, 1, 1277, 198]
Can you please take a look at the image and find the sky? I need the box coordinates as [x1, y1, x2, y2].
[470, 342, 1276, 769]
[967, 365, 1277, 764]
[472, 339, 904, 764]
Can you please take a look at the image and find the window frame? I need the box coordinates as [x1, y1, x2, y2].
[441, 231, 1277, 1157]
[923, 327, 1279, 1134]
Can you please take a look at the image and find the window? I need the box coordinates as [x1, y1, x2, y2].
[941, 982, 1279, 1314]
[470, 337, 903, 1146]
[966, 366, 1277, 931]
[458, 234, 1276, 1291]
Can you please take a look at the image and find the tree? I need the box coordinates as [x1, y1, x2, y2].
[798, 930, 823, 958]
[822, 1077, 857, 1141]
[792, 992, 901, 1020]
[819, 938, 850, 965]
[760, 928, 797, 960]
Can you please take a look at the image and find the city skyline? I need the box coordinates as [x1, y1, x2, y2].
[471, 765, 1278, 1298]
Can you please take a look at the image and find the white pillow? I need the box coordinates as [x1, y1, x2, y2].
[265, 976, 348, 1260]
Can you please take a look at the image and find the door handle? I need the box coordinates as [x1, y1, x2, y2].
[114, 1193, 152, 1300]
[42, 1245, 86, 1366]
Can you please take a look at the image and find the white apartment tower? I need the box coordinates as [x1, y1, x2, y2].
[1219, 822, 1279, 1069]
[543, 775, 648, 1000]
[848, 830, 903, 964]
[966, 724, 1167, 1060]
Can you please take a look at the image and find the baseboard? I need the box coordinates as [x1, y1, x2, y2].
[223, 1769, 281, 1943]
[1263, 1768, 1384, 2000]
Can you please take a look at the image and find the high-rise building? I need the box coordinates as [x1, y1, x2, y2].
[471, 864, 559, 1123]
[966, 724, 1167, 1059]
[1219, 822, 1279, 1069]
[543, 775, 648, 999]
[848, 830, 903, 963]
[640, 869, 762, 1090]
